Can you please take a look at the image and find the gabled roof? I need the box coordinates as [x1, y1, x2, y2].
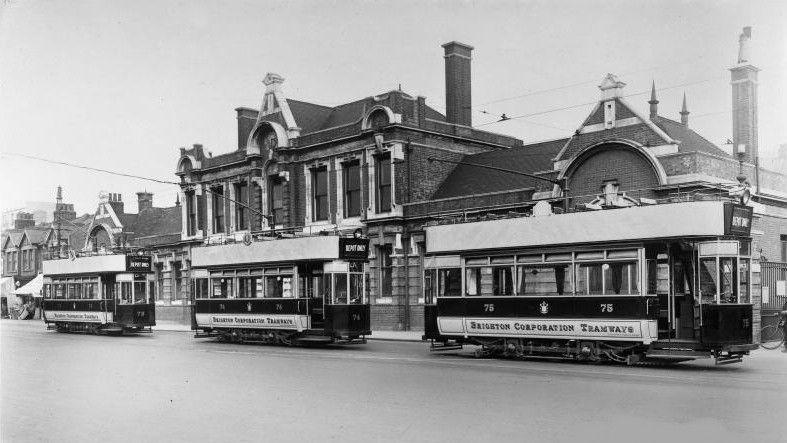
[127, 206, 182, 241]
[2, 231, 23, 250]
[652, 116, 730, 157]
[433, 138, 568, 199]
[21, 228, 51, 245]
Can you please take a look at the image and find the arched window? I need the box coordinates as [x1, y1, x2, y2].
[369, 109, 389, 130]
[256, 127, 278, 151]
[178, 158, 193, 174]
[89, 226, 112, 252]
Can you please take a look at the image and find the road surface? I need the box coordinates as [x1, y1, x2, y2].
[2, 321, 785, 442]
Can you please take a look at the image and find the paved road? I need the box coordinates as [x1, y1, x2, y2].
[2, 321, 786, 443]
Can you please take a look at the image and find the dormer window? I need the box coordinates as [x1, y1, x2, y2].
[255, 127, 278, 151]
[369, 109, 390, 130]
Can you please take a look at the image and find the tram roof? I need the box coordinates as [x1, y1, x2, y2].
[43, 254, 130, 276]
[425, 200, 743, 254]
[191, 235, 344, 268]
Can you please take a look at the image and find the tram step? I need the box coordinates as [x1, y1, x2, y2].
[430, 342, 463, 352]
[715, 355, 744, 365]
[296, 336, 334, 344]
[646, 349, 711, 359]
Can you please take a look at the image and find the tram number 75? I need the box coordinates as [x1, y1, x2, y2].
[483, 304, 495, 312]
[600, 303, 613, 313]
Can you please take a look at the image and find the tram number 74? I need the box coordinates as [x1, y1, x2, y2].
[600, 303, 614, 313]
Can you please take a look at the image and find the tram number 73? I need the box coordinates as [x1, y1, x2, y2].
[600, 303, 614, 313]
[484, 304, 495, 312]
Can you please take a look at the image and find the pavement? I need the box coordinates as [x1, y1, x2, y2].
[3, 319, 787, 443]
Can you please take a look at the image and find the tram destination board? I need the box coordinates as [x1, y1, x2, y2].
[339, 238, 369, 261]
[724, 203, 753, 236]
[126, 255, 152, 272]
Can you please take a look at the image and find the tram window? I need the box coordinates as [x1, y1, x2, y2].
[739, 259, 750, 303]
[492, 266, 513, 295]
[440, 268, 461, 297]
[465, 268, 482, 296]
[322, 274, 332, 301]
[194, 279, 209, 299]
[76, 283, 84, 299]
[237, 277, 254, 298]
[517, 265, 572, 296]
[265, 275, 292, 298]
[604, 262, 638, 295]
[55, 284, 64, 299]
[67, 283, 76, 299]
[212, 278, 232, 298]
[334, 273, 348, 304]
[719, 257, 737, 304]
[134, 281, 147, 303]
[119, 282, 132, 304]
[699, 258, 718, 303]
[349, 274, 363, 304]
[86, 283, 97, 300]
[576, 264, 603, 295]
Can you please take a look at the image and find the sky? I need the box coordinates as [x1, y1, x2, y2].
[1, 0, 785, 216]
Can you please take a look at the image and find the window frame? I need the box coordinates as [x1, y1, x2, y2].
[375, 153, 391, 213]
[342, 160, 362, 218]
[311, 166, 329, 221]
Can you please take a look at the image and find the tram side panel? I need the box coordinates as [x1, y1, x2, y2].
[324, 304, 371, 338]
[433, 296, 659, 344]
[194, 298, 311, 332]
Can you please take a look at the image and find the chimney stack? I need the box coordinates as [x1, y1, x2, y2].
[730, 26, 759, 163]
[137, 191, 154, 212]
[442, 41, 473, 127]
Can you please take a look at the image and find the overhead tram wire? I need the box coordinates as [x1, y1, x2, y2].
[0, 152, 272, 224]
[475, 75, 728, 128]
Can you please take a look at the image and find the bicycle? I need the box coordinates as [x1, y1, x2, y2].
[760, 312, 786, 350]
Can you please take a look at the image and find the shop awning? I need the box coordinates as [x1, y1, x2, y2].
[14, 273, 44, 297]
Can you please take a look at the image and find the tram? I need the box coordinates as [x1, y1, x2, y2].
[191, 233, 371, 345]
[42, 253, 156, 334]
[423, 200, 759, 364]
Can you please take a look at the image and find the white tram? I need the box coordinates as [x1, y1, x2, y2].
[191, 234, 371, 345]
[42, 253, 156, 334]
[423, 200, 758, 364]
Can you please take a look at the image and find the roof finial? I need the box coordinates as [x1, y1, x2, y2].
[648, 80, 659, 120]
[680, 92, 689, 127]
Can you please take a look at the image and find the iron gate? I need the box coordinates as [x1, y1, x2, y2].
[761, 261, 787, 341]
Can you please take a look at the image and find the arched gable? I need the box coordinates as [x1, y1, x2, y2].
[557, 140, 667, 205]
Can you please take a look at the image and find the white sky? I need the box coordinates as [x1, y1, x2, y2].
[1, 0, 785, 216]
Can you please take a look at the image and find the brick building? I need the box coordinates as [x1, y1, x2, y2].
[175, 42, 521, 330]
[173, 30, 785, 332]
[81, 190, 190, 323]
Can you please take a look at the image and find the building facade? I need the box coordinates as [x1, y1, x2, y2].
[173, 31, 785, 334]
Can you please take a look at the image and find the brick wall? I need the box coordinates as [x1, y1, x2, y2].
[568, 146, 660, 204]
[753, 214, 787, 262]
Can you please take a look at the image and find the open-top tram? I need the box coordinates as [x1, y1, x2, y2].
[191, 233, 371, 345]
[42, 253, 156, 334]
[423, 200, 758, 364]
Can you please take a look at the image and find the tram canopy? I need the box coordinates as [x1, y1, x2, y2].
[14, 273, 44, 297]
[425, 201, 749, 254]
